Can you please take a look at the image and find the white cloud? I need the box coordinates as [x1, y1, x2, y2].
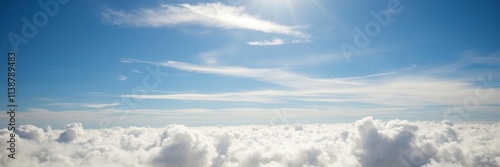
[247, 38, 284, 46]
[294, 123, 304, 131]
[2, 117, 499, 166]
[117, 74, 128, 81]
[17, 125, 45, 142]
[424, 50, 500, 74]
[84, 103, 121, 109]
[101, 3, 308, 38]
[153, 125, 217, 167]
[257, 54, 342, 67]
[124, 59, 359, 89]
[464, 50, 500, 65]
[49, 102, 121, 109]
[131, 70, 142, 73]
[119, 60, 500, 108]
[121, 90, 281, 103]
[291, 39, 312, 43]
[197, 47, 236, 65]
[337, 72, 397, 80]
[57, 123, 84, 143]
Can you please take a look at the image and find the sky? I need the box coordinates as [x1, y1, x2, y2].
[1, 0, 499, 128]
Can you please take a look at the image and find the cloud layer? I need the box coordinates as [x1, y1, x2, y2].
[119, 59, 500, 111]
[1, 117, 499, 166]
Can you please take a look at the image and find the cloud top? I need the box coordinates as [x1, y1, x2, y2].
[57, 123, 84, 143]
[153, 125, 216, 167]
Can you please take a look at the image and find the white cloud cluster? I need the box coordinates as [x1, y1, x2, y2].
[1, 117, 499, 167]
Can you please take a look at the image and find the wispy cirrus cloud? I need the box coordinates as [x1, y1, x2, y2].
[463, 50, 500, 65]
[121, 75, 500, 107]
[101, 3, 308, 38]
[119, 58, 359, 89]
[257, 54, 342, 67]
[130, 69, 142, 73]
[247, 38, 285, 46]
[48, 102, 121, 109]
[122, 90, 289, 103]
[423, 51, 500, 74]
[119, 59, 500, 108]
[197, 47, 236, 65]
[116, 74, 128, 81]
[336, 72, 396, 80]
[122, 91, 281, 103]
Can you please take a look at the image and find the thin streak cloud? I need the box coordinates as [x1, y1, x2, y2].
[246, 38, 285, 46]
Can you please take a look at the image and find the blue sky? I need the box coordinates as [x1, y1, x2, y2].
[1, 0, 499, 128]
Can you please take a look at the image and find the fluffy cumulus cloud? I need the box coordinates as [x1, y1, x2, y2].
[16, 125, 45, 142]
[153, 125, 217, 167]
[1, 117, 499, 166]
[57, 123, 84, 143]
